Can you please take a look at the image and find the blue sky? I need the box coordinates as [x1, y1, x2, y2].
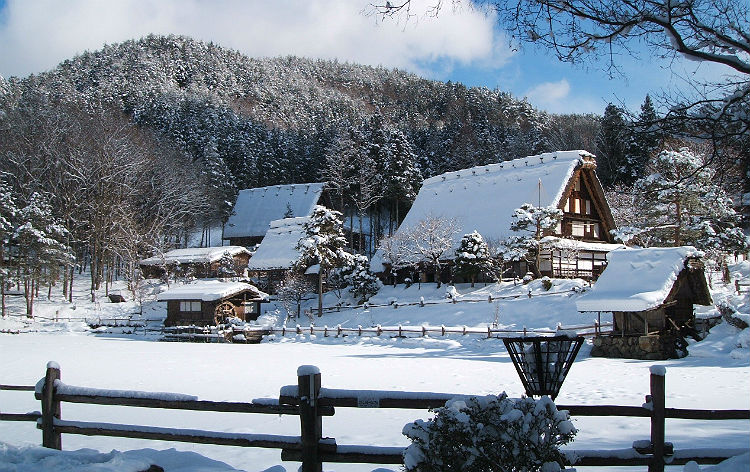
[0, 0, 724, 115]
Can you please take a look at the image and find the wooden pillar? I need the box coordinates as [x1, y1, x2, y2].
[649, 366, 666, 472]
[298, 365, 322, 472]
[41, 361, 62, 450]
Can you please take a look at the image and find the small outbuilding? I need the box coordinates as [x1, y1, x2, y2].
[158, 280, 268, 326]
[140, 246, 252, 279]
[246, 216, 315, 292]
[576, 246, 712, 359]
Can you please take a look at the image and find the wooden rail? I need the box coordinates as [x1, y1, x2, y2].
[1, 364, 747, 471]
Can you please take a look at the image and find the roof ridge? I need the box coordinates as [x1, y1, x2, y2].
[422, 150, 591, 187]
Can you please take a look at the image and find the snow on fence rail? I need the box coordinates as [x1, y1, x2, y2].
[243, 321, 612, 340]
[1, 364, 748, 472]
[316, 286, 587, 315]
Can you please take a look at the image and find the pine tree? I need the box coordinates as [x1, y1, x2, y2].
[626, 95, 662, 183]
[12, 192, 74, 318]
[501, 203, 563, 277]
[217, 250, 237, 278]
[595, 103, 630, 188]
[295, 206, 352, 316]
[384, 129, 422, 229]
[454, 231, 494, 287]
[615, 145, 748, 255]
[0, 176, 17, 318]
[347, 254, 380, 303]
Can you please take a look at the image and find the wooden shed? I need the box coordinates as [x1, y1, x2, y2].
[158, 281, 268, 327]
[140, 246, 252, 280]
[576, 246, 712, 359]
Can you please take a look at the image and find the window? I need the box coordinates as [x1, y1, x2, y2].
[585, 199, 591, 214]
[179, 301, 201, 312]
[572, 222, 585, 237]
[573, 198, 580, 213]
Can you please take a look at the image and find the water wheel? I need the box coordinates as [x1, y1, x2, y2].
[214, 301, 236, 325]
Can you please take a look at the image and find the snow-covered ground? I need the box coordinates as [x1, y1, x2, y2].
[0, 263, 748, 471]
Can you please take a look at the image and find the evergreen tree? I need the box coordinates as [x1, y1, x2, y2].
[200, 139, 237, 234]
[295, 206, 352, 316]
[347, 254, 380, 303]
[12, 192, 74, 318]
[217, 250, 238, 278]
[615, 145, 748, 255]
[595, 103, 630, 188]
[454, 231, 494, 287]
[384, 129, 422, 228]
[501, 203, 563, 277]
[0, 176, 17, 318]
[626, 95, 662, 183]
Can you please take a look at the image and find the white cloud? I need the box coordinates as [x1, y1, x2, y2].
[0, 0, 514, 79]
[524, 79, 570, 107]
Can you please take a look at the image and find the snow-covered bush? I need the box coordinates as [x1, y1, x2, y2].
[541, 276, 552, 291]
[403, 393, 577, 472]
[454, 231, 495, 287]
[348, 254, 381, 303]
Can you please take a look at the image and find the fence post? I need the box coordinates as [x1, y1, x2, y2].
[41, 361, 62, 450]
[649, 366, 666, 472]
[298, 365, 322, 472]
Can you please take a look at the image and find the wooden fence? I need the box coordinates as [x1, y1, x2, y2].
[162, 321, 613, 343]
[1, 363, 748, 472]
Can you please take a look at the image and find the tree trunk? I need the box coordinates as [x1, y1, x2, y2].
[674, 200, 682, 246]
[68, 266, 74, 303]
[317, 270, 323, 317]
[434, 259, 442, 288]
[1, 275, 5, 319]
[0, 244, 5, 318]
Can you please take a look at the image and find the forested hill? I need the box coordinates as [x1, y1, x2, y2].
[3, 35, 577, 188]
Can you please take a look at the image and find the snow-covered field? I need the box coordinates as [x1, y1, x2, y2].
[0, 264, 748, 471]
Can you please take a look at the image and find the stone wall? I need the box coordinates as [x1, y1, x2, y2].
[591, 334, 686, 360]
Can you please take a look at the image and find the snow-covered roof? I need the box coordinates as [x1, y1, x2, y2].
[140, 246, 250, 266]
[224, 183, 324, 239]
[552, 240, 627, 253]
[576, 246, 704, 312]
[157, 280, 268, 302]
[246, 217, 308, 271]
[372, 150, 592, 270]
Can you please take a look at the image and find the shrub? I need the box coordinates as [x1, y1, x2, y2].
[403, 393, 576, 472]
[541, 276, 553, 291]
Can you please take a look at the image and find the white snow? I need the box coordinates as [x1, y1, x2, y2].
[53, 381, 199, 402]
[156, 280, 267, 302]
[649, 365, 667, 376]
[223, 183, 324, 240]
[576, 246, 704, 312]
[140, 246, 250, 266]
[247, 217, 308, 270]
[0, 258, 748, 471]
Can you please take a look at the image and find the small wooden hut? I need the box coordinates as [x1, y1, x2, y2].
[576, 246, 712, 360]
[140, 246, 251, 279]
[158, 281, 268, 326]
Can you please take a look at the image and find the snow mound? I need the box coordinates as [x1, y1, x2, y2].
[0, 442, 240, 471]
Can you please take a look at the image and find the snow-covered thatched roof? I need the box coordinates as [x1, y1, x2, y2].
[576, 246, 708, 312]
[140, 246, 250, 266]
[224, 183, 324, 239]
[372, 150, 593, 271]
[246, 217, 309, 271]
[157, 280, 268, 302]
